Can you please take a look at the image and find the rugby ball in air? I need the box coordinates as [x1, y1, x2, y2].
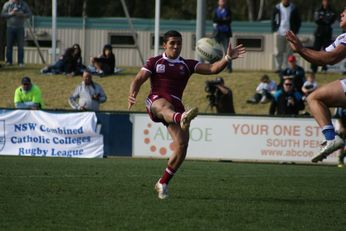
[195, 37, 223, 63]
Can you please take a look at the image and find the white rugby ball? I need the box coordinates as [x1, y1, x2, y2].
[195, 37, 223, 63]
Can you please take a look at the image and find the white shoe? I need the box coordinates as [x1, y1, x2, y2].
[312, 135, 344, 163]
[260, 96, 269, 104]
[155, 179, 168, 199]
[19, 64, 24, 68]
[180, 107, 198, 131]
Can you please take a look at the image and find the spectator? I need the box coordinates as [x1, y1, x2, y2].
[271, 0, 301, 73]
[89, 44, 115, 76]
[214, 77, 235, 113]
[14, 76, 42, 109]
[279, 55, 305, 93]
[301, 72, 318, 100]
[68, 71, 107, 111]
[269, 78, 304, 115]
[247, 74, 277, 104]
[40, 43, 84, 76]
[1, 0, 32, 67]
[213, 0, 232, 72]
[311, 0, 337, 73]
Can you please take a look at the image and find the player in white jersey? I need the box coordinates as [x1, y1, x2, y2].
[286, 7, 346, 163]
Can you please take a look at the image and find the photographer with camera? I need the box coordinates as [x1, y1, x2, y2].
[69, 71, 107, 111]
[269, 78, 304, 115]
[205, 77, 235, 113]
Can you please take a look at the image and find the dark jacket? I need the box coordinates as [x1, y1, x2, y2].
[269, 89, 304, 115]
[95, 53, 115, 75]
[213, 6, 232, 37]
[314, 5, 337, 37]
[271, 3, 301, 34]
[215, 87, 235, 114]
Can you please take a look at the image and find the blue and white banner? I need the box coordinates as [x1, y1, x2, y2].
[0, 110, 103, 158]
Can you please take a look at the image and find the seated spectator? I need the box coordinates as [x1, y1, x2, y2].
[68, 71, 107, 111]
[279, 55, 305, 94]
[269, 78, 305, 116]
[301, 72, 318, 100]
[14, 76, 43, 109]
[41, 43, 84, 76]
[88, 44, 115, 76]
[247, 74, 277, 104]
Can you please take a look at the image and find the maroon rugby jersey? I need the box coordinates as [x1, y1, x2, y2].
[142, 53, 200, 100]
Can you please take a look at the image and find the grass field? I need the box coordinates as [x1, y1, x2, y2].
[1, 156, 346, 231]
[0, 64, 344, 114]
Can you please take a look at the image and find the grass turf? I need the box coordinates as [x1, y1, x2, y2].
[0, 156, 345, 231]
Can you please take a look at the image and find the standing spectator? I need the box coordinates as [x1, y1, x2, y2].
[301, 72, 318, 100]
[213, 0, 232, 72]
[1, 0, 32, 67]
[247, 74, 277, 104]
[279, 55, 305, 93]
[41, 43, 84, 76]
[89, 44, 115, 76]
[269, 78, 304, 115]
[214, 77, 235, 113]
[311, 0, 337, 73]
[68, 71, 107, 111]
[14, 76, 42, 109]
[271, 0, 301, 73]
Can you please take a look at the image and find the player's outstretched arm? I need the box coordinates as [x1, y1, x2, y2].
[128, 70, 150, 110]
[196, 42, 246, 75]
[286, 30, 346, 66]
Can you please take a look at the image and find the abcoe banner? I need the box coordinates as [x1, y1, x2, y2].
[131, 114, 338, 164]
[0, 110, 103, 158]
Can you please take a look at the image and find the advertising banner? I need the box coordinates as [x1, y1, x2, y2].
[132, 114, 339, 164]
[0, 110, 103, 158]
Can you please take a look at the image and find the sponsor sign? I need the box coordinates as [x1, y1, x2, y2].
[132, 114, 339, 164]
[0, 110, 103, 158]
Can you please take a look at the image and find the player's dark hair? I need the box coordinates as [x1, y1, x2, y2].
[163, 30, 182, 43]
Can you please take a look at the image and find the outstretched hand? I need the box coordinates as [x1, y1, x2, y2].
[227, 42, 246, 60]
[286, 30, 303, 52]
[128, 92, 136, 110]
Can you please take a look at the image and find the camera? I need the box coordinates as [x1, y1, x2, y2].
[92, 93, 100, 101]
[287, 96, 294, 106]
[205, 77, 224, 94]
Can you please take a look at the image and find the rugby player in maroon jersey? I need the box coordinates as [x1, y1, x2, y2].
[128, 30, 245, 199]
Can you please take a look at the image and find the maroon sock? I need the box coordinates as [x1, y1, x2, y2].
[159, 166, 176, 185]
[173, 112, 182, 124]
